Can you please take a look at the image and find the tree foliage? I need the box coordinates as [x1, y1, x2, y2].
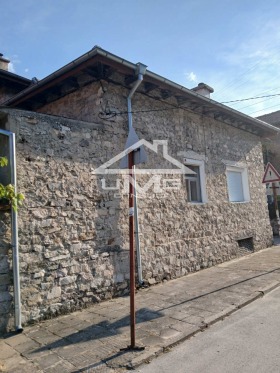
[0, 157, 24, 211]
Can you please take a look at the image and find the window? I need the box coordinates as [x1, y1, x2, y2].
[186, 165, 201, 202]
[184, 159, 207, 203]
[226, 166, 250, 202]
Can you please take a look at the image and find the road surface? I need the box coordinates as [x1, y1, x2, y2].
[136, 287, 280, 373]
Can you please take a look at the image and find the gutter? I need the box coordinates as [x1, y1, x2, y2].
[0, 129, 22, 332]
[4, 46, 280, 135]
[0, 70, 31, 86]
[3, 47, 137, 106]
[143, 70, 280, 134]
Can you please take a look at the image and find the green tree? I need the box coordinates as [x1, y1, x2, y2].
[0, 157, 24, 211]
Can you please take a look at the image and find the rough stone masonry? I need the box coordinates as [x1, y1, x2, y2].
[0, 77, 272, 332]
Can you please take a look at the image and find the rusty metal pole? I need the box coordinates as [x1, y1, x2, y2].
[272, 183, 278, 217]
[128, 151, 136, 348]
[272, 182, 280, 236]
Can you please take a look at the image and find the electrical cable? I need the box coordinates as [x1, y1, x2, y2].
[215, 40, 280, 98]
[249, 102, 280, 116]
[98, 91, 280, 119]
[98, 106, 178, 119]
[221, 92, 280, 104]
[238, 96, 278, 111]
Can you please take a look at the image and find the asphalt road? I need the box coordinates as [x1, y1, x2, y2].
[136, 286, 280, 373]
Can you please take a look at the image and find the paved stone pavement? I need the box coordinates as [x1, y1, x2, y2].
[1, 241, 280, 372]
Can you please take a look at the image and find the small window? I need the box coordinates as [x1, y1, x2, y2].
[184, 159, 207, 203]
[186, 165, 202, 202]
[226, 166, 250, 202]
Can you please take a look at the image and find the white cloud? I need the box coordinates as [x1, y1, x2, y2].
[24, 68, 29, 73]
[185, 72, 197, 83]
[7, 55, 21, 74]
[209, 20, 280, 117]
[8, 62, 15, 73]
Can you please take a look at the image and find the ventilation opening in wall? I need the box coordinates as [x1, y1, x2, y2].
[237, 237, 254, 256]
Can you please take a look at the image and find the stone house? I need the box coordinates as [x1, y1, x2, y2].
[0, 54, 31, 104]
[0, 47, 279, 333]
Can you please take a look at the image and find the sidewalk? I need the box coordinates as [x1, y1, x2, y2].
[1, 242, 280, 373]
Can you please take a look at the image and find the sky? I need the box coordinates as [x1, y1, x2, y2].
[1, 0, 280, 118]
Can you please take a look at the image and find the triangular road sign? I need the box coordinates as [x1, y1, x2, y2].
[262, 162, 280, 183]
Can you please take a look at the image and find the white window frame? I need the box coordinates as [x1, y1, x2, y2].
[226, 166, 250, 203]
[184, 158, 207, 204]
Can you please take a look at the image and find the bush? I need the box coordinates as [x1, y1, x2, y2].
[0, 157, 24, 211]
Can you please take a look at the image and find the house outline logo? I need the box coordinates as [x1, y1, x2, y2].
[93, 139, 195, 175]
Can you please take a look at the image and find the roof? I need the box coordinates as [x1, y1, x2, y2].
[3, 46, 280, 137]
[0, 69, 31, 91]
[257, 110, 280, 128]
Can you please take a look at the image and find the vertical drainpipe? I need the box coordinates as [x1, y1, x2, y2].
[127, 63, 147, 285]
[0, 129, 22, 332]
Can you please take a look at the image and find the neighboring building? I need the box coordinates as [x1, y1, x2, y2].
[258, 111, 280, 233]
[0, 47, 279, 332]
[258, 111, 280, 127]
[258, 110, 280, 168]
[0, 54, 31, 104]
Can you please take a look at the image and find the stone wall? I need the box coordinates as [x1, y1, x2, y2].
[0, 80, 273, 331]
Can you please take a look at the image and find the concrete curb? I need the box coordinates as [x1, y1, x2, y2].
[128, 282, 280, 370]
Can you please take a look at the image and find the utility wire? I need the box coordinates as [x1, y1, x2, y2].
[229, 86, 280, 107]
[215, 40, 280, 98]
[98, 106, 178, 119]
[98, 88, 280, 120]
[249, 102, 280, 116]
[238, 96, 278, 111]
[215, 61, 264, 96]
[221, 92, 280, 104]
[99, 92, 280, 118]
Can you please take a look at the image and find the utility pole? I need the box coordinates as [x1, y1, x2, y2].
[272, 182, 280, 222]
[128, 151, 136, 348]
[120, 132, 146, 351]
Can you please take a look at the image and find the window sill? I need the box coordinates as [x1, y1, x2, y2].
[187, 201, 207, 205]
[229, 200, 250, 204]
